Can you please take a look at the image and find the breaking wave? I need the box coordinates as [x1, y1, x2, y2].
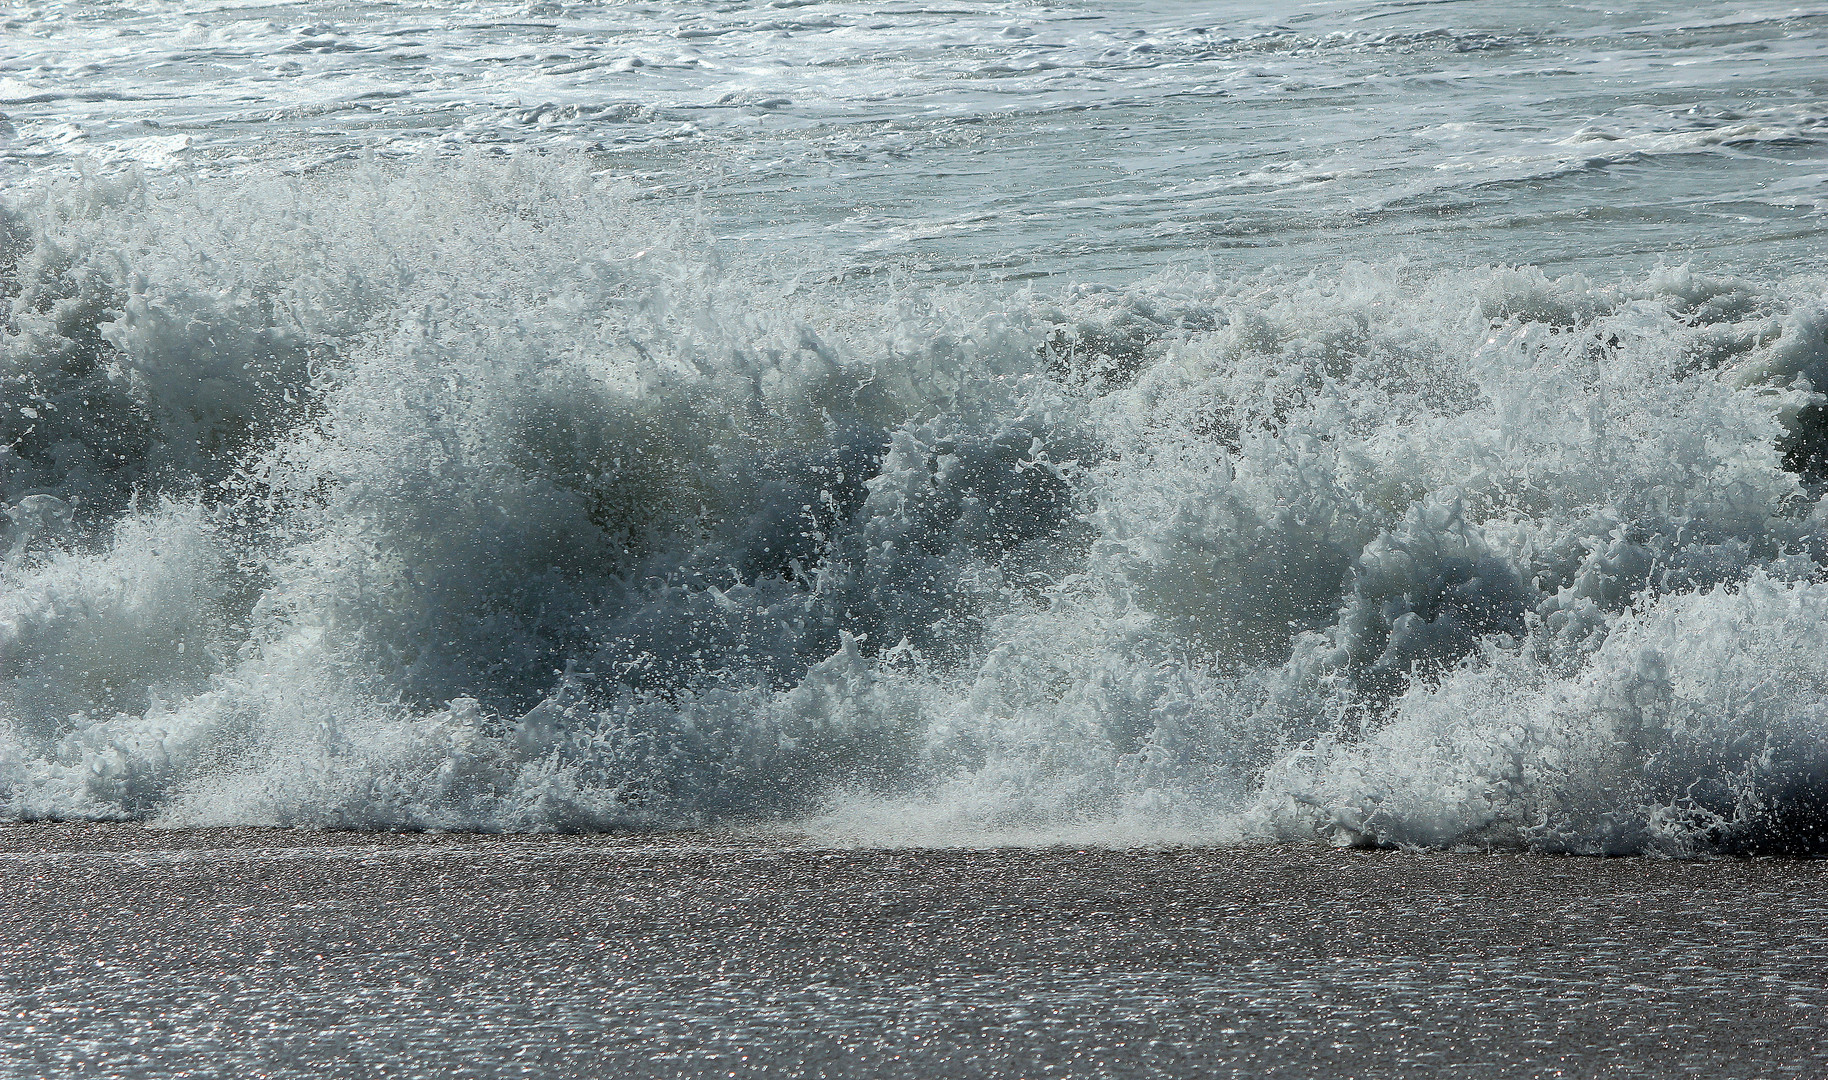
[5, 155, 1828, 854]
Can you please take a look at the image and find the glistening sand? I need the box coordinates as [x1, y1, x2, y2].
[2, 825, 1824, 1078]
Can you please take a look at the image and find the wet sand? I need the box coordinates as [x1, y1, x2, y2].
[2, 824, 1824, 1078]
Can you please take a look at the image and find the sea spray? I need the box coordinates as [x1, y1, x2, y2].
[4, 156, 1828, 853]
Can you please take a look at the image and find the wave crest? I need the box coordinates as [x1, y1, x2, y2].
[4, 157, 1827, 853]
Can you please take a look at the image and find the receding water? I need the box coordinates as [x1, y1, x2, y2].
[2, 825, 1825, 1078]
[4, 1, 1828, 854]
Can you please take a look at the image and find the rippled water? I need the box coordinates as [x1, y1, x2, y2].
[2, 826, 1826, 1078]
[6, 0, 1826, 278]
[4, 2, 1828, 853]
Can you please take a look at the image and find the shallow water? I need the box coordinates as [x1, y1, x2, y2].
[1, 825, 1825, 1078]
[5, 2, 1828, 851]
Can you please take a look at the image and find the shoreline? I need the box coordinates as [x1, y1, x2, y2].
[4, 820, 1825, 860]
[6, 823, 1826, 1076]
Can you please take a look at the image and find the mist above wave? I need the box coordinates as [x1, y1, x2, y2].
[4, 156, 1828, 854]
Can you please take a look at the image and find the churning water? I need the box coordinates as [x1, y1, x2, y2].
[5, 0, 1828, 854]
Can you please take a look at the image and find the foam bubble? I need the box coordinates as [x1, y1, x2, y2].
[4, 157, 1827, 853]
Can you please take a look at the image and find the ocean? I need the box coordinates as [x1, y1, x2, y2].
[5, 0, 1828, 1072]
[6, 0, 1828, 851]
[3, 824, 1826, 1078]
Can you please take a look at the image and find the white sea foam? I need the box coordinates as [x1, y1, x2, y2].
[6, 0, 1825, 283]
[3, 156, 1827, 852]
